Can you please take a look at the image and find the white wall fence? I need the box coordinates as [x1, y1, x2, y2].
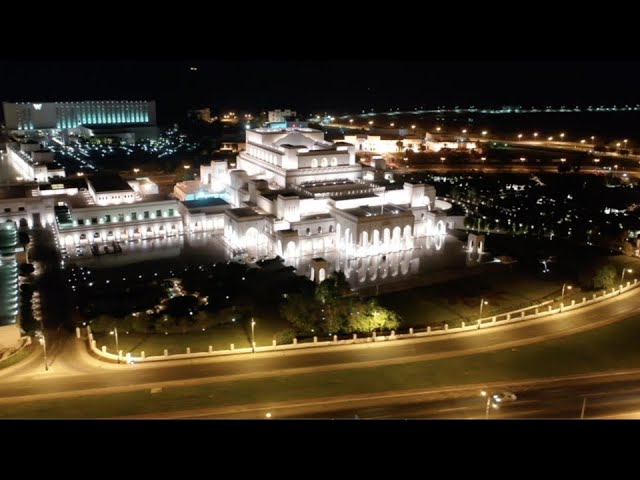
[84, 279, 640, 364]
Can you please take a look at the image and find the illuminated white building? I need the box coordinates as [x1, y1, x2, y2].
[52, 175, 183, 246]
[268, 109, 297, 123]
[341, 134, 423, 154]
[424, 133, 477, 152]
[201, 126, 464, 266]
[5, 142, 65, 183]
[0, 186, 56, 229]
[237, 127, 361, 187]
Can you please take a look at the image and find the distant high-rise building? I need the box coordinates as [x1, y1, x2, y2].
[187, 108, 213, 123]
[2, 100, 157, 132]
[268, 109, 297, 123]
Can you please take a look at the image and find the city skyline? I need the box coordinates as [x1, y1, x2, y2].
[1, 61, 640, 122]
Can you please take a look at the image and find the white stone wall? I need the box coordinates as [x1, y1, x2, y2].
[0, 197, 55, 228]
[59, 218, 184, 246]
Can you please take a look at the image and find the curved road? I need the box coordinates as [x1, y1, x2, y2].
[1, 286, 640, 403]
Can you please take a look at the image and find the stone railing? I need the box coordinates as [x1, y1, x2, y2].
[85, 279, 640, 364]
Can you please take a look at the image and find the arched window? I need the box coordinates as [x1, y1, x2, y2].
[311, 158, 318, 168]
[318, 226, 323, 234]
[329, 225, 334, 233]
[331, 157, 338, 166]
[321, 158, 328, 167]
[306, 228, 311, 236]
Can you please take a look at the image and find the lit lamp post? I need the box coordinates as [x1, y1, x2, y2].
[251, 318, 256, 353]
[621, 268, 633, 286]
[561, 283, 572, 301]
[36, 330, 48, 371]
[480, 391, 491, 419]
[479, 298, 488, 319]
[110, 327, 120, 364]
[517, 133, 523, 140]
[482, 131, 487, 137]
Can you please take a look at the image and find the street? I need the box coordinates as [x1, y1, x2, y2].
[180, 370, 640, 419]
[1, 283, 640, 407]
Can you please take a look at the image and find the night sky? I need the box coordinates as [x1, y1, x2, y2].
[1, 61, 639, 123]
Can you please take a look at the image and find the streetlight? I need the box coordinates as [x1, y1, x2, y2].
[479, 298, 488, 319]
[184, 165, 191, 170]
[621, 268, 633, 285]
[517, 133, 523, 139]
[482, 131, 487, 137]
[251, 318, 256, 353]
[36, 330, 48, 371]
[480, 391, 491, 419]
[462, 129, 467, 134]
[533, 132, 538, 138]
[133, 168, 140, 174]
[560, 133, 565, 139]
[110, 327, 120, 363]
[562, 283, 572, 301]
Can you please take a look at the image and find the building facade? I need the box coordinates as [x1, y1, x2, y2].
[268, 109, 297, 123]
[2, 100, 157, 132]
[198, 126, 464, 269]
[0, 222, 22, 351]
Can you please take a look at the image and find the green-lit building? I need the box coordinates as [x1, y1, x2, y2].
[0, 222, 21, 350]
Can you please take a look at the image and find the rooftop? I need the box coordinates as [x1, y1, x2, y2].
[226, 207, 262, 219]
[0, 185, 32, 200]
[88, 175, 134, 193]
[39, 177, 88, 191]
[342, 204, 411, 218]
[182, 197, 230, 209]
[252, 127, 320, 134]
[259, 189, 310, 201]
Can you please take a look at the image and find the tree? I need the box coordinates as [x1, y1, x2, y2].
[315, 272, 352, 333]
[18, 231, 30, 248]
[280, 293, 322, 334]
[396, 140, 404, 152]
[346, 299, 400, 333]
[18, 231, 30, 262]
[464, 216, 475, 228]
[593, 264, 616, 290]
[89, 314, 119, 334]
[419, 144, 427, 153]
